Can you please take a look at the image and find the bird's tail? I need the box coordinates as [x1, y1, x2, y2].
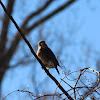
[55, 66, 60, 74]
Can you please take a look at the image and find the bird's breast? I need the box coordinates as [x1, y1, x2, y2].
[37, 48, 55, 68]
[41, 59, 55, 68]
[37, 48, 49, 64]
[47, 60, 55, 68]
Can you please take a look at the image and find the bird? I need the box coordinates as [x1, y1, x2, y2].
[37, 40, 60, 74]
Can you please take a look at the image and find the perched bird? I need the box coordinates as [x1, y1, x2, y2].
[37, 40, 60, 74]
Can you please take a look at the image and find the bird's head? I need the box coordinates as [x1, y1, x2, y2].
[38, 40, 47, 48]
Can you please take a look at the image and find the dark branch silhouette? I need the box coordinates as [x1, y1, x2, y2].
[0, 1, 75, 100]
[0, 0, 15, 54]
[5, 0, 76, 65]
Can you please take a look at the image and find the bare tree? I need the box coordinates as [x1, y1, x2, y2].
[1, 0, 100, 100]
[0, 0, 76, 99]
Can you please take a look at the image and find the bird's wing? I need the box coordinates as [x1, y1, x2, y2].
[41, 47, 59, 66]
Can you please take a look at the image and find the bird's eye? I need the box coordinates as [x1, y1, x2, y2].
[40, 42, 44, 46]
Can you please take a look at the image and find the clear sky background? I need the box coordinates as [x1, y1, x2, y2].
[1, 0, 100, 100]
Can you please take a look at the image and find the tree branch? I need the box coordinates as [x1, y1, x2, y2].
[0, 1, 74, 100]
[26, 0, 76, 33]
[81, 68, 100, 100]
[3, 0, 53, 62]
[4, 0, 76, 65]
[0, 0, 15, 54]
[2, 90, 62, 100]
[21, 0, 53, 28]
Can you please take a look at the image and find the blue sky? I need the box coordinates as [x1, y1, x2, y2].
[1, 0, 100, 100]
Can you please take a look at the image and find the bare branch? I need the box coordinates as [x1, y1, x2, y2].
[60, 67, 100, 99]
[2, 89, 62, 100]
[4, 0, 76, 65]
[2, 90, 36, 100]
[26, 0, 76, 33]
[0, 0, 15, 54]
[74, 68, 87, 88]
[0, 1, 73, 99]
[22, 0, 53, 28]
[10, 59, 35, 68]
[60, 78, 73, 89]
[81, 68, 100, 100]
[34, 93, 62, 100]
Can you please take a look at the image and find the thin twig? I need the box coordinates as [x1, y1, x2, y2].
[82, 68, 100, 99]
[35, 93, 63, 100]
[60, 78, 73, 89]
[2, 90, 36, 100]
[73, 68, 87, 100]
